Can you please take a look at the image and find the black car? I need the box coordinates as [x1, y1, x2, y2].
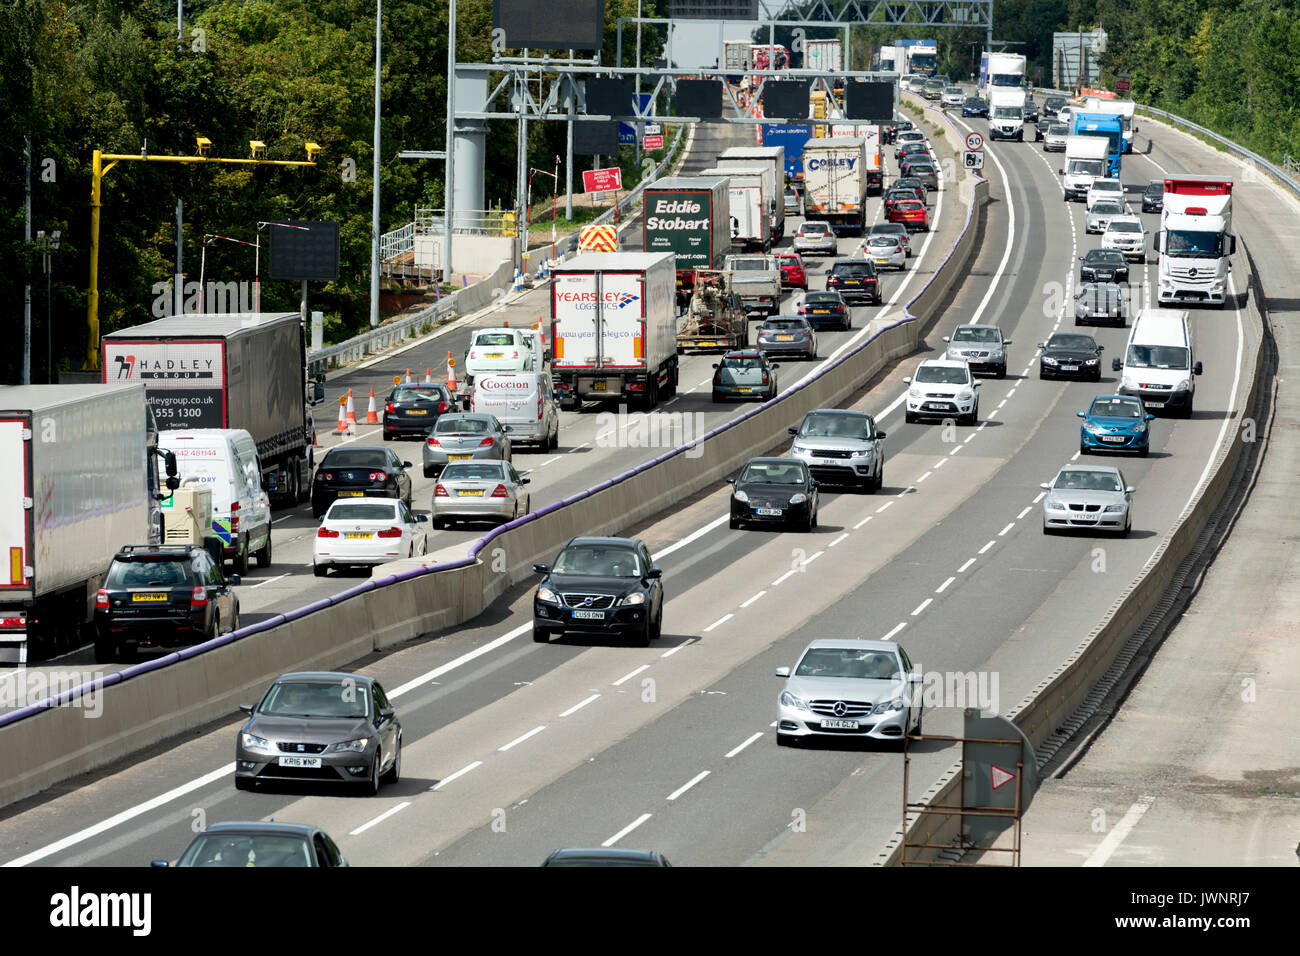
[798, 291, 851, 331]
[1023, 98, 1039, 123]
[1042, 95, 1066, 116]
[728, 456, 819, 532]
[311, 446, 413, 518]
[540, 848, 672, 867]
[382, 383, 452, 440]
[1079, 248, 1130, 284]
[533, 537, 664, 645]
[154, 822, 349, 868]
[1074, 281, 1128, 326]
[1034, 116, 1052, 141]
[1141, 179, 1164, 213]
[1038, 332, 1104, 381]
[826, 259, 881, 305]
[94, 545, 240, 663]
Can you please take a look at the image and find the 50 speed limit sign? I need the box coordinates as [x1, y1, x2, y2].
[965, 131, 984, 151]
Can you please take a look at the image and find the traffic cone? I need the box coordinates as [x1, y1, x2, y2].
[424, 367, 432, 384]
[405, 368, 412, 384]
[446, 351, 457, 394]
[345, 389, 357, 425]
[365, 388, 379, 424]
[313, 429, 318, 447]
[334, 397, 348, 434]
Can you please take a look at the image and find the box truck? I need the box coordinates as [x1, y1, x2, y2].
[551, 252, 680, 411]
[1084, 97, 1137, 154]
[699, 165, 771, 252]
[760, 125, 814, 184]
[988, 88, 1027, 140]
[802, 137, 871, 234]
[643, 177, 731, 308]
[1155, 177, 1235, 308]
[1071, 112, 1124, 178]
[979, 52, 1027, 92]
[717, 146, 787, 240]
[1061, 135, 1111, 201]
[102, 312, 321, 506]
[828, 124, 883, 193]
[803, 39, 843, 72]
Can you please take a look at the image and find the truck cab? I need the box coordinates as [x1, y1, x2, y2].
[1155, 178, 1235, 308]
[1061, 136, 1111, 201]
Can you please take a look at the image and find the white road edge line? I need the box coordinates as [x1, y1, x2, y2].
[666, 771, 711, 801]
[349, 801, 411, 836]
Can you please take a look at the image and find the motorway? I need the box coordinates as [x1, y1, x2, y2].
[0, 95, 1268, 867]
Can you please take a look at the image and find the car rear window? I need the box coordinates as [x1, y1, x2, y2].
[107, 558, 193, 589]
[833, 263, 875, 277]
[320, 449, 388, 469]
[721, 354, 764, 369]
[441, 462, 507, 481]
[474, 332, 516, 346]
[804, 293, 841, 305]
[391, 386, 447, 403]
[763, 318, 807, 332]
[435, 417, 489, 434]
[325, 502, 399, 521]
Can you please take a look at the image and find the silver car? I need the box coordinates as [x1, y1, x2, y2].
[755, 315, 817, 360]
[1074, 281, 1127, 327]
[943, 323, 1011, 378]
[792, 220, 838, 256]
[787, 408, 885, 491]
[893, 130, 927, 159]
[868, 221, 912, 257]
[431, 459, 531, 528]
[903, 161, 940, 192]
[941, 86, 965, 108]
[422, 412, 512, 478]
[775, 639, 923, 745]
[783, 188, 802, 216]
[1040, 464, 1134, 536]
[1085, 200, 1126, 235]
[863, 234, 906, 270]
[1043, 122, 1069, 152]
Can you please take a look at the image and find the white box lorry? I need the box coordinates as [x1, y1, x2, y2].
[716, 146, 787, 240]
[551, 252, 680, 411]
[699, 165, 772, 253]
[988, 88, 1027, 140]
[1061, 135, 1111, 201]
[802, 137, 871, 235]
[1084, 97, 1137, 154]
[828, 124, 883, 194]
[1155, 177, 1235, 308]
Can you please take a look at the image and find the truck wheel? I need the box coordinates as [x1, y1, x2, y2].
[256, 529, 273, 568]
[233, 537, 250, 576]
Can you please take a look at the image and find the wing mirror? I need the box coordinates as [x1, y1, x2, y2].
[646, 566, 663, 579]
[1112, 357, 1123, 371]
[775, 666, 791, 678]
[876, 430, 886, 439]
[1194, 361, 1203, 375]
[1145, 414, 1154, 421]
[1039, 482, 1051, 490]
[1076, 411, 1086, 418]
[532, 563, 549, 574]
[1125, 486, 1136, 494]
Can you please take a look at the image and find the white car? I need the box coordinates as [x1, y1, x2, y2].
[313, 498, 428, 576]
[432, 460, 531, 528]
[1085, 178, 1125, 211]
[863, 234, 907, 270]
[1101, 215, 1148, 262]
[463, 327, 539, 386]
[902, 358, 981, 425]
[1040, 464, 1134, 537]
[941, 86, 965, 109]
[1057, 106, 1073, 126]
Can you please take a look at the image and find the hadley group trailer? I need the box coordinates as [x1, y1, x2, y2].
[0, 383, 177, 663]
[643, 177, 732, 307]
[550, 252, 680, 411]
[102, 312, 320, 505]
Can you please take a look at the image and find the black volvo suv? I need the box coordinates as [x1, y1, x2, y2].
[533, 537, 664, 646]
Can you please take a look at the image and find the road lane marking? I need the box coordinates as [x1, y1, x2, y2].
[498, 725, 546, 752]
[1033, 491, 1046, 504]
[916, 471, 932, 483]
[652, 514, 729, 561]
[936, 576, 955, 593]
[740, 590, 767, 607]
[703, 614, 734, 633]
[666, 771, 711, 801]
[881, 622, 906, 641]
[250, 573, 289, 589]
[876, 502, 893, 513]
[998, 522, 1015, 536]
[829, 533, 850, 547]
[538, 455, 562, 467]
[911, 598, 932, 616]
[933, 458, 947, 469]
[661, 637, 697, 658]
[431, 760, 483, 792]
[1083, 795, 1156, 867]
[560, 694, 600, 717]
[725, 732, 765, 758]
[389, 623, 530, 698]
[349, 802, 411, 836]
[854, 515, 873, 529]
[958, 557, 975, 573]
[613, 665, 650, 686]
[978, 540, 995, 554]
[896, 486, 913, 497]
[1018, 506, 1032, 519]
[602, 812, 653, 847]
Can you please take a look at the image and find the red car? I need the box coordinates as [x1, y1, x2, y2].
[887, 199, 929, 232]
[774, 252, 808, 290]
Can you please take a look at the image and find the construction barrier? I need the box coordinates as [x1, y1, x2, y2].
[578, 224, 618, 252]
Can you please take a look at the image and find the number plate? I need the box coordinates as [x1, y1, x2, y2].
[819, 718, 859, 730]
[1145, 401, 1165, 408]
[131, 592, 169, 602]
[776, 335, 794, 341]
[1101, 436, 1126, 443]
[812, 309, 829, 314]
[592, 381, 607, 392]
[338, 490, 364, 497]
[344, 531, 373, 539]
[925, 402, 949, 410]
[277, 756, 322, 769]
[874, 258, 890, 265]
[448, 454, 472, 461]
[485, 352, 504, 358]
[698, 341, 717, 348]
[572, 609, 605, 620]
[458, 489, 485, 497]
[736, 387, 752, 393]
[756, 508, 782, 516]
[1060, 365, 1079, 372]
[406, 408, 428, 415]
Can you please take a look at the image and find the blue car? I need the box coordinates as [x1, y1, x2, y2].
[961, 96, 988, 118]
[1077, 395, 1154, 457]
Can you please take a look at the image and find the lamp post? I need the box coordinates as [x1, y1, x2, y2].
[36, 230, 61, 383]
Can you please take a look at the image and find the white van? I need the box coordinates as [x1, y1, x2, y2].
[1112, 309, 1202, 416]
[157, 428, 274, 573]
[470, 371, 560, 449]
[463, 327, 541, 386]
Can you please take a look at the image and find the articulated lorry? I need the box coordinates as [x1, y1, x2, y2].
[1061, 135, 1111, 201]
[802, 137, 871, 234]
[988, 88, 1027, 140]
[0, 384, 178, 663]
[551, 252, 680, 410]
[829, 123, 884, 193]
[700, 165, 772, 253]
[723, 40, 751, 80]
[1084, 97, 1137, 154]
[642, 177, 732, 308]
[1155, 177, 1235, 308]
[760, 124, 814, 184]
[103, 312, 321, 506]
[717, 146, 787, 240]
[1071, 112, 1124, 178]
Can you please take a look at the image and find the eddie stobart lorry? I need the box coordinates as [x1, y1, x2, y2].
[643, 177, 731, 308]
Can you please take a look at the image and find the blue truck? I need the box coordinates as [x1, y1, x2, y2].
[761, 124, 814, 185]
[1071, 112, 1124, 178]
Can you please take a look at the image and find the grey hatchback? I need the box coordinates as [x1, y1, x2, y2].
[422, 412, 512, 478]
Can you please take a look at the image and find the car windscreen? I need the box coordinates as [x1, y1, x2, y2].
[1054, 471, 1123, 492]
[435, 417, 489, 434]
[1145, 182, 1163, 195]
[107, 558, 192, 589]
[1108, 220, 1143, 233]
[1086, 250, 1126, 265]
[1165, 229, 1224, 257]
[1126, 345, 1190, 369]
[178, 834, 314, 868]
[799, 413, 874, 440]
[325, 503, 399, 521]
[1049, 124, 1068, 135]
[259, 680, 370, 718]
[1068, 159, 1106, 176]
[320, 449, 388, 469]
[1048, 335, 1096, 351]
[915, 365, 970, 385]
[391, 386, 447, 403]
[441, 463, 507, 481]
[552, 546, 642, 577]
[1091, 202, 1124, 215]
[952, 327, 999, 343]
[1090, 399, 1142, 419]
[738, 462, 806, 485]
[795, 648, 900, 680]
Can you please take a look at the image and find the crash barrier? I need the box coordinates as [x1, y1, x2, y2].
[880, 233, 1269, 865]
[0, 128, 982, 812]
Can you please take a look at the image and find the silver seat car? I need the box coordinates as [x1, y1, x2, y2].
[868, 221, 912, 257]
[775, 639, 924, 746]
[1040, 464, 1134, 536]
[943, 323, 1011, 378]
[422, 412, 512, 478]
[787, 408, 885, 491]
[431, 460, 531, 528]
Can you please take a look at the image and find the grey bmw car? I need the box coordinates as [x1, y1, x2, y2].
[422, 412, 512, 478]
[235, 672, 402, 795]
[1040, 465, 1134, 536]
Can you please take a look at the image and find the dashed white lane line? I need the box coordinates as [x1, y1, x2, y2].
[1083, 795, 1156, 867]
[936, 575, 956, 593]
[431, 761, 483, 792]
[916, 471, 932, 483]
[725, 732, 765, 759]
[978, 540, 996, 554]
[933, 458, 947, 469]
[829, 532, 850, 547]
[703, 613, 734, 633]
[739, 591, 767, 608]
[881, 622, 907, 641]
[498, 725, 546, 752]
[854, 515, 874, 529]
[876, 501, 894, 514]
[986, 408, 999, 418]
[613, 665, 650, 686]
[538, 455, 562, 467]
[911, 598, 932, 616]
[660, 637, 696, 658]
[250, 573, 289, 589]
[958, 557, 976, 573]
[948, 444, 962, 455]
[896, 486, 913, 497]
[964, 433, 977, 443]
[559, 694, 600, 717]
[603, 812, 653, 847]
[652, 513, 729, 561]
[1017, 505, 1033, 520]
[349, 802, 411, 836]
[998, 522, 1015, 536]
[666, 771, 711, 801]
[1033, 491, 1046, 504]
[996, 399, 1007, 409]
[1006, 387, 1017, 397]
[1070, 450, 1081, 461]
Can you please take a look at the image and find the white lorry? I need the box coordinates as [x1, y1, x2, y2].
[0, 384, 178, 663]
[550, 252, 680, 411]
[1061, 135, 1111, 201]
[988, 88, 1027, 140]
[1155, 177, 1235, 308]
[802, 137, 870, 235]
[980, 52, 1027, 92]
[1084, 97, 1137, 154]
[699, 165, 772, 253]
[716, 146, 787, 240]
[803, 39, 843, 72]
[828, 124, 883, 194]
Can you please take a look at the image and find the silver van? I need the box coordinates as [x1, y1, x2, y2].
[470, 371, 560, 450]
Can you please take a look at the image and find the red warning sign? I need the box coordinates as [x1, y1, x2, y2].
[991, 764, 1017, 791]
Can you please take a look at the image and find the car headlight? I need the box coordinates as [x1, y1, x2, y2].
[1103, 504, 1126, 513]
[1174, 379, 1191, 392]
[851, 447, 874, 458]
[789, 493, 808, 505]
[329, 737, 370, 754]
[908, 389, 921, 399]
[1045, 496, 1067, 510]
[872, 697, 906, 715]
[791, 443, 808, 455]
[733, 490, 749, 503]
[1084, 358, 1099, 365]
[957, 389, 974, 401]
[1042, 356, 1059, 366]
[1134, 422, 1147, 433]
[620, 592, 646, 606]
[1083, 421, 1104, 434]
[537, 586, 560, 604]
[779, 690, 809, 711]
[240, 732, 273, 754]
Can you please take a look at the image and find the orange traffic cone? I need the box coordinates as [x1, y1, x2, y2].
[424, 367, 432, 384]
[345, 389, 357, 425]
[333, 397, 348, 434]
[365, 388, 379, 424]
[405, 368, 412, 384]
[446, 351, 457, 394]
